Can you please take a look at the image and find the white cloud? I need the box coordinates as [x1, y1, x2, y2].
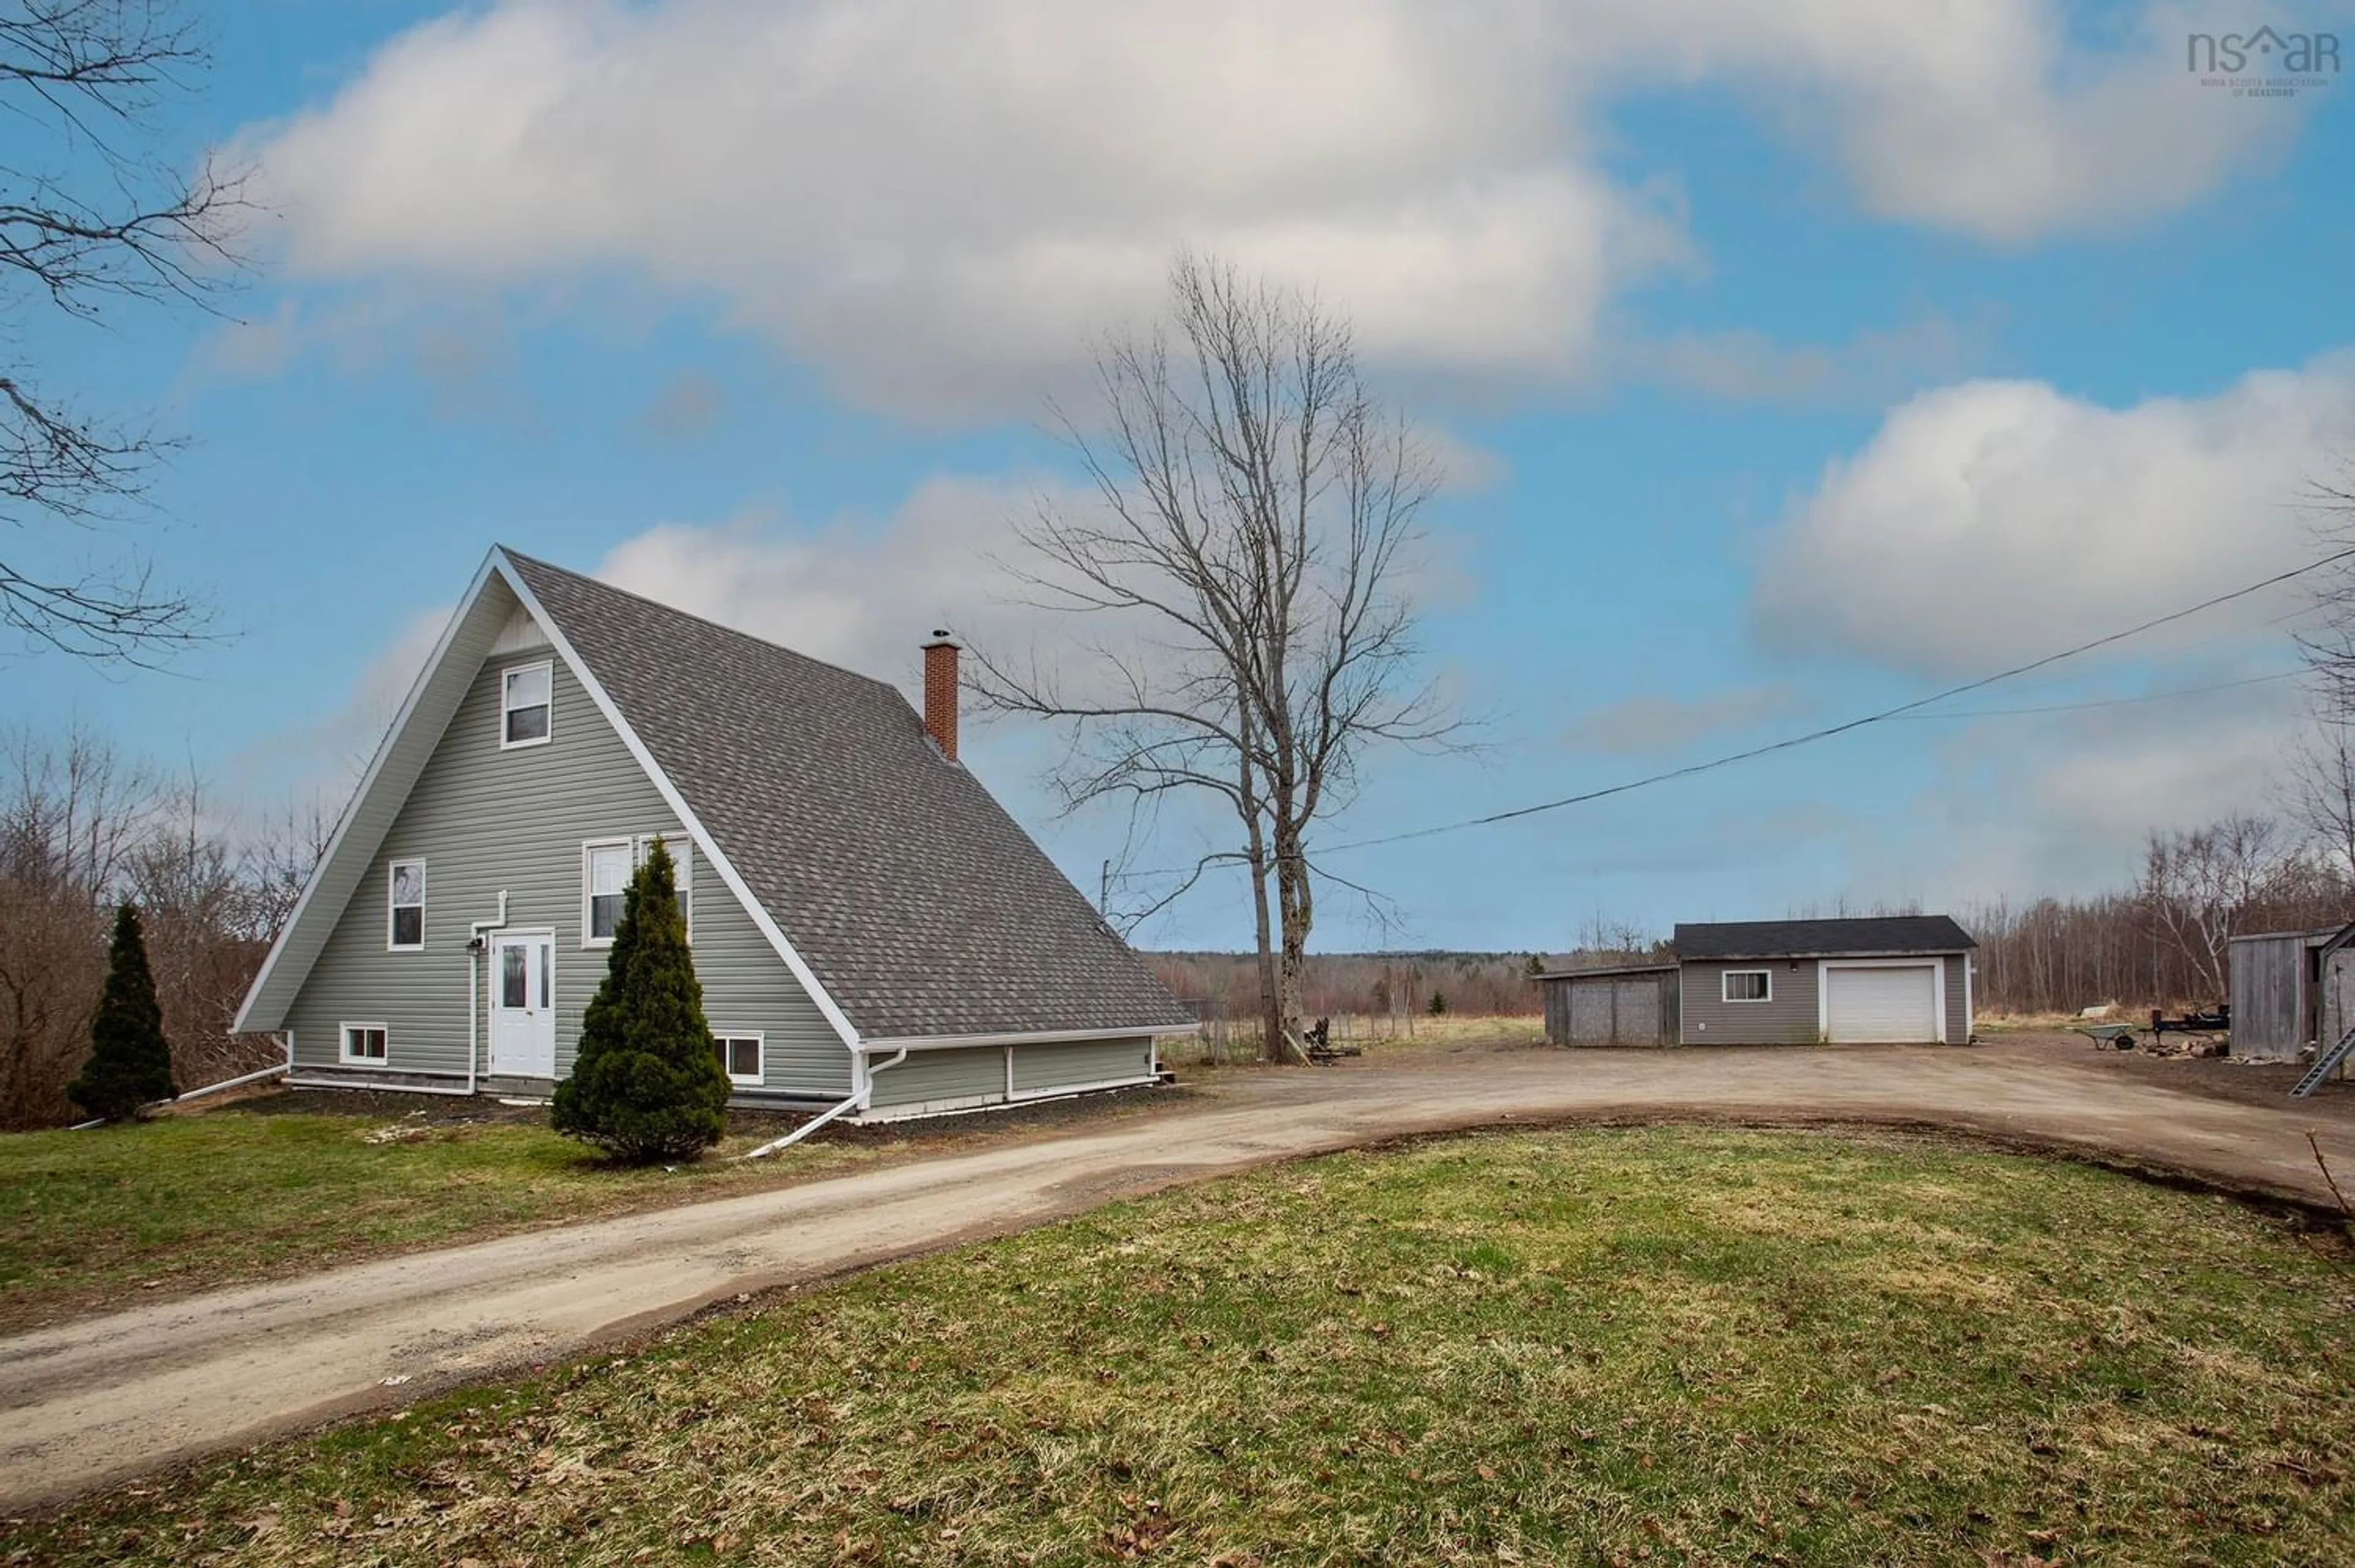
[1861, 667, 2316, 904]
[1754, 354, 2355, 678]
[229, 1, 2303, 415]
[638, 370, 727, 438]
[1563, 683, 1806, 756]
[591, 476, 1095, 704]
[1564, 0, 2307, 246]
[242, 0, 1676, 413]
[220, 603, 451, 820]
[1622, 310, 1994, 408]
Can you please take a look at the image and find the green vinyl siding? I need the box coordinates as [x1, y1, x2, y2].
[282, 645, 849, 1097]
[1010, 1037, 1153, 1093]
[864, 1036, 1158, 1114]
[865, 1046, 1006, 1111]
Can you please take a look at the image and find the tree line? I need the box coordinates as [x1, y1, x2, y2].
[0, 728, 323, 1128]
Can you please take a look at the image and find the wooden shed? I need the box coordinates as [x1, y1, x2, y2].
[1536, 963, 1680, 1047]
[2227, 921, 2355, 1066]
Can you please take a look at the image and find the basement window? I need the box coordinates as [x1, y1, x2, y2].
[500, 661, 553, 749]
[388, 859, 425, 950]
[1723, 970, 1771, 1003]
[711, 1033, 763, 1087]
[340, 1023, 389, 1063]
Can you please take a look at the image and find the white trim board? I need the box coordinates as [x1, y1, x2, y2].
[862, 1023, 1197, 1052]
[857, 1073, 1161, 1123]
[233, 553, 505, 1033]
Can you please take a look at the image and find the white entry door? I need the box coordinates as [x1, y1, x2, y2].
[1825, 963, 1939, 1043]
[489, 930, 557, 1077]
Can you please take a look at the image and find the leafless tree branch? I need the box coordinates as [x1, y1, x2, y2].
[1, 0, 247, 663]
[967, 253, 1468, 1060]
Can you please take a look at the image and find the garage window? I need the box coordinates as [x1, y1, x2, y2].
[1723, 970, 1771, 1003]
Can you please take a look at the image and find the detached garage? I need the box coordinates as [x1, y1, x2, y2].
[1538, 916, 1975, 1047]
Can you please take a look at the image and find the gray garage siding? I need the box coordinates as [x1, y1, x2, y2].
[1679, 954, 1970, 1045]
[283, 649, 849, 1097]
[1680, 959, 1821, 1045]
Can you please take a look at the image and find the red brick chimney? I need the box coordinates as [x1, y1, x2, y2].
[921, 631, 960, 761]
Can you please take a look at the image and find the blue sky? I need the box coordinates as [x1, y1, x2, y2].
[11, 0, 2355, 953]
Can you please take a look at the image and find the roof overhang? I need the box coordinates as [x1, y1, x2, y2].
[1683, 949, 1969, 963]
[1533, 963, 1677, 981]
[860, 1022, 1198, 1052]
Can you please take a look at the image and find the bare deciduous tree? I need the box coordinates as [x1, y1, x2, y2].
[2138, 814, 2303, 1002]
[0, 727, 316, 1126]
[969, 254, 1460, 1060]
[2286, 721, 2355, 879]
[2, 0, 245, 662]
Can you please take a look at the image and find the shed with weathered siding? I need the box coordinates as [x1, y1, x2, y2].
[1537, 964, 1679, 1046]
[2227, 922, 2355, 1066]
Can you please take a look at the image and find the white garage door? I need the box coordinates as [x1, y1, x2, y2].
[1825, 965, 1938, 1042]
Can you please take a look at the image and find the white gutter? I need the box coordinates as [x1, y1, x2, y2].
[465, 891, 511, 1097]
[70, 1034, 299, 1127]
[740, 1046, 909, 1160]
[172, 1059, 291, 1104]
[859, 1022, 1200, 1052]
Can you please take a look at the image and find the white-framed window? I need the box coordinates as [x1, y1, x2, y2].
[711, 1032, 762, 1087]
[1723, 970, 1772, 1003]
[500, 660, 553, 749]
[583, 838, 632, 946]
[340, 1022, 389, 1063]
[387, 859, 426, 950]
[582, 835, 692, 947]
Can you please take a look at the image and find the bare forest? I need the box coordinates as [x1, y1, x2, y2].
[0, 729, 319, 1128]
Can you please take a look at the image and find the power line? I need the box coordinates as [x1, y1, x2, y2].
[1101, 547, 2346, 884]
[1306, 548, 2351, 857]
[1883, 667, 2303, 720]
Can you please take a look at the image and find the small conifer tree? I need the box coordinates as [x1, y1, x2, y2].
[552, 838, 729, 1161]
[68, 904, 178, 1122]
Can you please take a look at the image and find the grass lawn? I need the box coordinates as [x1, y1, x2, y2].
[9, 1128, 2350, 1566]
[0, 1105, 889, 1333]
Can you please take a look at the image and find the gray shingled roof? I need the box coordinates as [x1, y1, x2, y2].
[1673, 916, 1975, 960]
[506, 551, 1189, 1041]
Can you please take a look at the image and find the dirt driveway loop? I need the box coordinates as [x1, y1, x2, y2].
[1, 1033, 2349, 1512]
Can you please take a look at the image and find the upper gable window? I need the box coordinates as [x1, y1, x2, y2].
[500, 661, 553, 749]
[388, 859, 425, 950]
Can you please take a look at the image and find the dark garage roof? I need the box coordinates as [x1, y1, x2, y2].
[1673, 916, 1975, 961]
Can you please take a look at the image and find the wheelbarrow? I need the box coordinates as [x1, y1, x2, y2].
[2074, 1022, 2139, 1050]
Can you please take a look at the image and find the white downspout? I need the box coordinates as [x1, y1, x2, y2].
[741, 1046, 906, 1160]
[467, 891, 511, 1096]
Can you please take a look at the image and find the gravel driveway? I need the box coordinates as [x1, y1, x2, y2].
[2, 1031, 2348, 1512]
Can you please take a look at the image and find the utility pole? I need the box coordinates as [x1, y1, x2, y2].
[1100, 859, 1112, 916]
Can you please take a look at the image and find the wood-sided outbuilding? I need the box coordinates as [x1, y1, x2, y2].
[1539, 916, 1976, 1046]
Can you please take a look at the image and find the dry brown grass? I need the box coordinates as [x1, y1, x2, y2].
[1166, 1012, 1544, 1065]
